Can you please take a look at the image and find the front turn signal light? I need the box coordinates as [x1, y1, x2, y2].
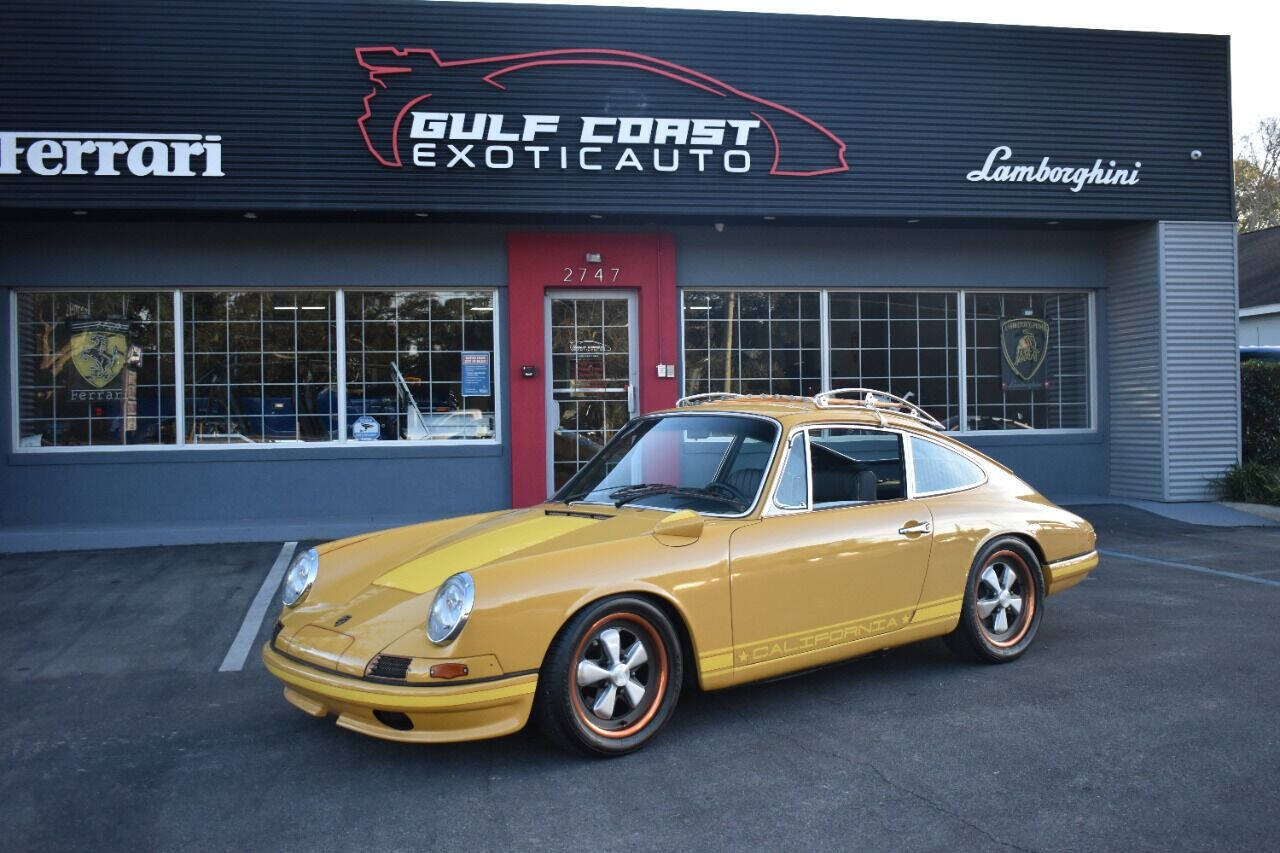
[429, 663, 470, 680]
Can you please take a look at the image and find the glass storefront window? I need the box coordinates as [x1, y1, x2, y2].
[964, 292, 1091, 430]
[828, 292, 959, 427]
[680, 288, 1092, 434]
[343, 290, 496, 440]
[681, 290, 822, 397]
[14, 287, 501, 450]
[183, 291, 337, 443]
[15, 291, 176, 447]
[344, 290, 496, 441]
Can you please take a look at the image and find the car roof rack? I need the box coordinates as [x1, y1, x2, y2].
[675, 392, 811, 408]
[813, 388, 946, 430]
[675, 392, 745, 407]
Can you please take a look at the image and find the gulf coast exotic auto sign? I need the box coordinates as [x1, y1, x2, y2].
[354, 47, 849, 179]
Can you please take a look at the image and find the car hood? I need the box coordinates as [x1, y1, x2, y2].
[277, 505, 681, 672]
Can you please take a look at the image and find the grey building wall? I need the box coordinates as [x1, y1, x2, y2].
[6, 219, 1229, 549]
[1106, 224, 1164, 500]
[1161, 221, 1240, 499]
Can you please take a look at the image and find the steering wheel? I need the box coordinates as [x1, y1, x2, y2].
[703, 480, 748, 505]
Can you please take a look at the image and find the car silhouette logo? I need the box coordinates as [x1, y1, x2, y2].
[354, 47, 849, 178]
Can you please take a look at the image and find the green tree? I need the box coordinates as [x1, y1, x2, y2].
[1236, 117, 1280, 233]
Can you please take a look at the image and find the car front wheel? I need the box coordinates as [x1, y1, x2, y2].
[946, 537, 1045, 663]
[536, 596, 683, 756]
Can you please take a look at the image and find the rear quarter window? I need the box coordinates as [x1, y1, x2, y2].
[910, 436, 985, 494]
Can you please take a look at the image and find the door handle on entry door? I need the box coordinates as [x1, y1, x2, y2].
[627, 382, 636, 416]
[898, 521, 932, 537]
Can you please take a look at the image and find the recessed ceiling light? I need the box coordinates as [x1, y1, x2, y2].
[907, 218, 921, 224]
[243, 212, 257, 219]
[415, 212, 430, 218]
[1046, 220, 1060, 225]
[763, 215, 776, 221]
[589, 214, 604, 220]
[72, 210, 88, 216]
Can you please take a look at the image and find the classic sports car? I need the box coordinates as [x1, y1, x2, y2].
[263, 389, 1098, 756]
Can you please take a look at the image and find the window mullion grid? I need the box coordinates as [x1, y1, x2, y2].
[258, 293, 266, 441]
[173, 290, 185, 446]
[914, 293, 922, 414]
[335, 288, 347, 443]
[819, 289, 831, 393]
[956, 290, 968, 434]
[766, 295, 774, 395]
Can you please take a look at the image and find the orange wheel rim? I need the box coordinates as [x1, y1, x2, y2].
[975, 550, 1036, 649]
[569, 613, 669, 739]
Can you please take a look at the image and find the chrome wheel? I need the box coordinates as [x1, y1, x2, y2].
[975, 550, 1036, 648]
[570, 614, 668, 738]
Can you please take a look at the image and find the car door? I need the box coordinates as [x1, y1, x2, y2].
[729, 426, 934, 670]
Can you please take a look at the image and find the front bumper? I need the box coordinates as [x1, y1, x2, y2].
[262, 643, 538, 744]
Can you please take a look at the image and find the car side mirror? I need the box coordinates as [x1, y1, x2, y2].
[653, 509, 703, 545]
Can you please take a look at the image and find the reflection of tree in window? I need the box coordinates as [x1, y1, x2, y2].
[829, 292, 958, 427]
[344, 290, 496, 442]
[682, 290, 821, 398]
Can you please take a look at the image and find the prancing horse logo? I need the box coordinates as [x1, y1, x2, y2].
[69, 321, 128, 388]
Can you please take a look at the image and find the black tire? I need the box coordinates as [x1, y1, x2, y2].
[535, 596, 683, 757]
[946, 537, 1045, 663]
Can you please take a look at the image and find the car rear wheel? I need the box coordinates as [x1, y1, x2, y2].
[535, 596, 682, 756]
[946, 537, 1044, 663]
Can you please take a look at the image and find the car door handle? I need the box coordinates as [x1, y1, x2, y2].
[898, 521, 932, 536]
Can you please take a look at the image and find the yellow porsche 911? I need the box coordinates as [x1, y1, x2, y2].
[263, 389, 1097, 756]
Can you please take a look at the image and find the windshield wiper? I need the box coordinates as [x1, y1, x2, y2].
[608, 484, 743, 510]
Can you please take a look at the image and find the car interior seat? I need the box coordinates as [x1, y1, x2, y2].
[724, 467, 764, 498]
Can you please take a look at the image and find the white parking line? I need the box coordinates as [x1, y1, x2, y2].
[1099, 548, 1280, 588]
[218, 542, 298, 672]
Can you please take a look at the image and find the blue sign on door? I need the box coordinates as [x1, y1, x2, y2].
[461, 351, 491, 397]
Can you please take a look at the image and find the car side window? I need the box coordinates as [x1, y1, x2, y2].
[910, 436, 985, 494]
[773, 433, 809, 510]
[808, 428, 905, 507]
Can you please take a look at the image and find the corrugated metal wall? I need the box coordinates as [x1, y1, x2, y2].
[1160, 221, 1240, 499]
[1107, 224, 1164, 500]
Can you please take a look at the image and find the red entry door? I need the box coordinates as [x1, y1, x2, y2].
[506, 232, 679, 507]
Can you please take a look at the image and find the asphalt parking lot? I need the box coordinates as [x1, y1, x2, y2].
[3, 505, 1279, 852]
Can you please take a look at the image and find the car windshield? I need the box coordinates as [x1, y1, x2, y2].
[555, 414, 779, 514]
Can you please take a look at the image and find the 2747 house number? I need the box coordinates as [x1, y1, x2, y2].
[563, 267, 622, 283]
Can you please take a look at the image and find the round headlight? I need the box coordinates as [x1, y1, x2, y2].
[282, 548, 319, 608]
[427, 572, 475, 645]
